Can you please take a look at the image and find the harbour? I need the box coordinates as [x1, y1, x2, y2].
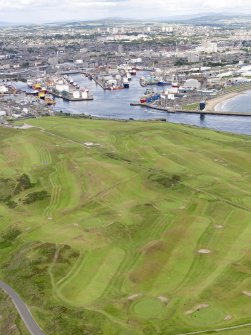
[53, 72, 251, 135]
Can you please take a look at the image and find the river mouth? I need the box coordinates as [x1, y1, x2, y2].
[53, 73, 251, 136]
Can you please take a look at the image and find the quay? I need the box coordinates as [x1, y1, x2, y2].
[91, 77, 106, 90]
[130, 103, 251, 117]
[48, 90, 94, 102]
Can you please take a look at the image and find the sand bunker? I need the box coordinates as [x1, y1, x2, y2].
[14, 123, 34, 129]
[198, 249, 211, 254]
[215, 225, 224, 229]
[84, 142, 100, 147]
[157, 296, 169, 303]
[185, 304, 209, 315]
[242, 291, 251, 297]
[127, 293, 142, 301]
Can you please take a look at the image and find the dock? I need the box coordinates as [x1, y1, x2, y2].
[48, 91, 94, 102]
[91, 77, 106, 90]
[130, 103, 251, 117]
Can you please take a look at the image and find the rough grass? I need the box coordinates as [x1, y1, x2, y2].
[0, 117, 251, 334]
[0, 290, 29, 335]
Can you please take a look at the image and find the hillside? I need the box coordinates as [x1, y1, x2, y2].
[1, 117, 251, 335]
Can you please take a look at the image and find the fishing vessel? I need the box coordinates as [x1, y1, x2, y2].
[123, 78, 130, 88]
[140, 89, 160, 103]
[140, 75, 159, 87]
[157, 80, 172, 86]
[45, 95, 56, 105]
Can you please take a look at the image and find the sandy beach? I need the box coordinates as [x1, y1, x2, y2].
[205, 89, 251, 112]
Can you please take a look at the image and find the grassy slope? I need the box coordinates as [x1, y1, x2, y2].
[0, 290, 29, 335]
[0, 117, 251, 335]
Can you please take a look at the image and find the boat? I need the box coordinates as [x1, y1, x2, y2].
[109, 86, 124, 90]
[123, 78, 130, 89]
[105, 83, 124, 90]
[38, 91, 45, 99]
[140, 89, 160, 103]
[126, 72, 132, 81]
[32, 83, 42, 90]
[140, 75, 159, 87]
[157, 80, 172, 86]
[27, 80, 33, 88]
[45, 95, 56, 105]
[129, 69, 137, 75]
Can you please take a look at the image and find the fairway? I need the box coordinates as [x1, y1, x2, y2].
[1, 116, 251, 335]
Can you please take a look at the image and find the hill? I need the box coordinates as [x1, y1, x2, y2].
[1, 117, 251, 335]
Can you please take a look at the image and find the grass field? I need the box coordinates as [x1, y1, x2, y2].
[1, 116, 251, 335]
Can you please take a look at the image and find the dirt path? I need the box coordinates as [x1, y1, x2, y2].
[177, 322, 251, 335]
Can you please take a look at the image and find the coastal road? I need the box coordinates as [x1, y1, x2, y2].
[0, 280, 45, 335]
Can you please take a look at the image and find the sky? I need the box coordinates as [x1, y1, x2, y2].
[0, 0, 250, 23]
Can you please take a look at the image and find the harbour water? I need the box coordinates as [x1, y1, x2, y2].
[215, 90, 251, 113]
[51, 73, 251, 136]
[7, 72, 251, 136]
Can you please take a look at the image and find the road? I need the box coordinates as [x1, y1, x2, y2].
[0, 280, 45, 335]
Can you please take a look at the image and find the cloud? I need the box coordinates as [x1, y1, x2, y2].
[0, 0, 250, 22]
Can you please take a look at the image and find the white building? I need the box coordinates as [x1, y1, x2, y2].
[196, 42, 218, 53]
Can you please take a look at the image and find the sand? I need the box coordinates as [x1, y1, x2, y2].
[205, 90, 251, 112]
[198, 249, 211, 254]
[242, 291, 251, 297]
[185, 304, 209, 315]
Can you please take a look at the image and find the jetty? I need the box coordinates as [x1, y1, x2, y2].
[48, 90, 93, 102]
[130, 103, 251, 117]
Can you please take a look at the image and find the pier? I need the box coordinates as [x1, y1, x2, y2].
[130, 103, 251, 117]
[48, 90, 93, 102]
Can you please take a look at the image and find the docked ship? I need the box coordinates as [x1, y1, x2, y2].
[140, 75, 159, 87]
[128, 68, 137, 76]
[140, 89, 161, 103]
[106, 85, 124, 90]
[157, 80, 172, 86]
[123, 78, 130, 89]
[126, 72, 132, 81]
[44, 95, 56, 105]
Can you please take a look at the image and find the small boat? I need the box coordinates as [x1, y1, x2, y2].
[140, 88, 160, 103]
[157, 81, 172, 86]
[127, 72, 132, 81]
[45, 95, 56, 105]
[123, 78, 129, 88]
[27, 80, 33, 88]
[129, 69, 137, 75]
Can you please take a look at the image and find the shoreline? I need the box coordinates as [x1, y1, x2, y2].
[205, 89, 251, 112]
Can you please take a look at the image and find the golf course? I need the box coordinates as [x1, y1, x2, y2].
[0, 116, 251, 335]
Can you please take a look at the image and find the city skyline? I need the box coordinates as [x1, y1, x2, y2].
[0, 0, 251, 23]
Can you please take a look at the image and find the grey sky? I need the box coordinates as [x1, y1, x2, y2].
[0, 0, 250, 23]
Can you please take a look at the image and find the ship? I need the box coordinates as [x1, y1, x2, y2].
[27, 80, 33, 88]
[105, 82, 124, 90]
[140, 75, 159, 87]
[140, 89, 161, 103]
[45, 95, 56, 105]
[126, 72, 132, 81]
[123, 78, 130, 89]
[157, 80, 172, 86]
